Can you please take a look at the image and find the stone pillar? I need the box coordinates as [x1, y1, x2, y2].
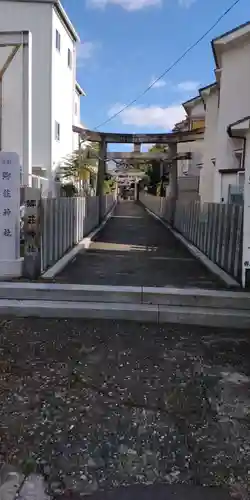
[134, 142, 141, 173]
[23, 186, 41, 279]
[0, 152, 22, 278]
[96, 137, 107, 223]
[22, 32, 32, 187]
[134, 143, 141, 154]
[168, 143, 178, 226]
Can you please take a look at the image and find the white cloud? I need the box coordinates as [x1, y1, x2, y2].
[108, 103, 185, 130]
[178, 0, 196, 7]
[88, 0, 160, 10]
[88, 0, 196, 9]
[176, 80, 200, 92]
[77, 42, 97, 66]
[150, 76, 166, 89]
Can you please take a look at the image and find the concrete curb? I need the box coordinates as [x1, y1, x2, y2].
[0, 282, 249, 308]
[42, 202, 117, 279]
[144, 206, 240, 288]
[0, 299, 249, 328]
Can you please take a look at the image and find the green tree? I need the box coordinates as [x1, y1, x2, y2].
[144, 144, 169, 196]
[103, 173, 116, 194]
[58, 142, 99, 193]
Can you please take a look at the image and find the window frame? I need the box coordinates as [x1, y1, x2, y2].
[55, 121, 60, 141]
[55, 29, 61, 52]
[68, 48, 72, 69]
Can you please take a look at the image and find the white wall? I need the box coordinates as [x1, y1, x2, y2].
[189, 101, 204, 118]
[0, 1, 52, 176]
[72, 89, 81, 151]
[214, 41, 250, 201]
[199, 89, 219, 202]
[74, 90, 81, 125]
[177, 140, 203, 178]
[51, 7, 76, 171]
[242, 130, 250, 286]
[177, 100, 204, 180]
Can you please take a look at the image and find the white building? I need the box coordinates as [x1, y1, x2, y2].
[0, 0, 84, 184]
[73, 82, 86, 152]
[191, 22, 250, 204]
[211, 22, 249, 204]
[199, 82, 219, 202]
[173, 96, 205, 201]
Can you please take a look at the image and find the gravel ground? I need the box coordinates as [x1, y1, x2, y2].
[0, 318, 250, 498]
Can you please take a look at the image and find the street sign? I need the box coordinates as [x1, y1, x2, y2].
[0, 152, 20, 260]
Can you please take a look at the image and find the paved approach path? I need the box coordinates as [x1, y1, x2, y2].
[57, 201, 224, 288]
[1, 318, 249, 498]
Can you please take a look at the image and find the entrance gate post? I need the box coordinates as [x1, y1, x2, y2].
[168, 143, 178, 226]
[96, 137, 107, 223]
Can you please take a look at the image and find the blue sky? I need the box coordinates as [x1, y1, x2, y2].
[63, 0, 249, 143]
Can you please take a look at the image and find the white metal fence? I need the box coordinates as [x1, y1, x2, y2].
[140, 193, 243, 283]
[41, 194, 115, 273]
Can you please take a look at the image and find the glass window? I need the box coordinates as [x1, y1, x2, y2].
[56, 30, 61, 52]
[55, 121, 60, 141]
[68, 48, 72, 68]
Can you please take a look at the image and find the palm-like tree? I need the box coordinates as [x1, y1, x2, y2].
[58, 141, 99, 193]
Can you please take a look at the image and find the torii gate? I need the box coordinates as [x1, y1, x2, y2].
[72, 126, 204, 224]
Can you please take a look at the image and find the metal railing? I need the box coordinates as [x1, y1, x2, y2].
[41, 194, 115, 273]
[140, 193, 243, 283]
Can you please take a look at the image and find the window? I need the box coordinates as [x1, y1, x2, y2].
[55, 121, 60, 141]
[68, 48, 72, 68]
[235, 150, 244, 169]
[56, 29, 61, 52]
[181, 159, 189, 176]
[238, 171, 245, 187]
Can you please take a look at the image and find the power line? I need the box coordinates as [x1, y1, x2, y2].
[93, 0, 242, 131]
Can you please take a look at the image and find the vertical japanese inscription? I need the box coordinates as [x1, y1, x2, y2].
[23, 187, 41, 279]
[24, 196, 40, 255]
[0, 152, 20, 260]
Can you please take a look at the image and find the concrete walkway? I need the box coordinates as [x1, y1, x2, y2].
[57, 201, 224, 288]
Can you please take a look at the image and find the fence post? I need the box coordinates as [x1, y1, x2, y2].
[23, 187, 41, 279]
[234, 205, 243, 281]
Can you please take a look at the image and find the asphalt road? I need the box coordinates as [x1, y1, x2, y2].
[57, 201, 225, 289]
